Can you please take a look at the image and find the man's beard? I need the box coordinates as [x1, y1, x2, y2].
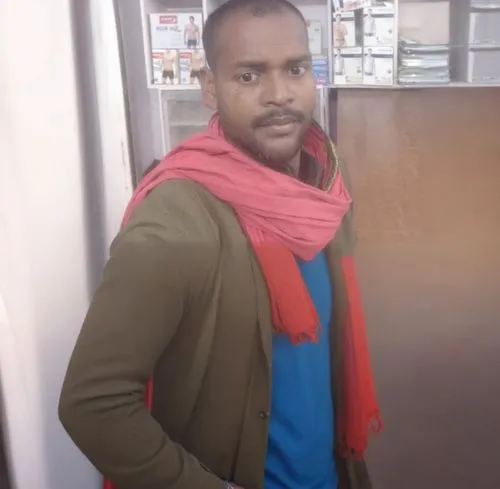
[219, 109, 312, 173]
[227, 125, 309, 175]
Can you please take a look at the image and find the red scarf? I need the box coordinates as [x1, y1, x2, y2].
[104, 115, 380, 489]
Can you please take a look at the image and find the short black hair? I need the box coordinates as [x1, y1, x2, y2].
[202, 0, 307, 69]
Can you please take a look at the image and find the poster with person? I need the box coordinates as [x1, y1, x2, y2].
[150, 12, 203, 50]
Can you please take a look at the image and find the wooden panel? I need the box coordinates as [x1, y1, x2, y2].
[337, 88, 500, 489]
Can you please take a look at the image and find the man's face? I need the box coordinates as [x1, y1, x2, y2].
[189, 16, 194, 24]
[335, 15, 341, 23]
[202, 11, 316, 169]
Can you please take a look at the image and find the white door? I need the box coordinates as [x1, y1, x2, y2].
[0, 1, 132, 488]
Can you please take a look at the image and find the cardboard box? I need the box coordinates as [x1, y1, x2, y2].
[333, 11, 356, 48]
[152, 49, 179, 85]
[150, 12, 203, 50]
[363, 46, 394, 85]
[334, 47, 363, 84]
[466, 50, 500, 83]
[363, 4, 395, 46]
[179, 49, 205, 85]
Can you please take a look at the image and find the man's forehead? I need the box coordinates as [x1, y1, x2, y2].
[215, 11, 308, 64]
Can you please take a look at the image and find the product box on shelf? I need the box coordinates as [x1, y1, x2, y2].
[150, 12, 203, 50]
[306, 20, 323, 55]
[178, 49, 205, 85]
[363, 3, 395, 47]
[468, 11, 500, 47]
[152, 50, 179, 85]
[334, 46, 363, 84]
[312, 55, 330, 85]
[466, 49, 500, 84]
[363, 46, 394, 85]
[332, 0, 372, 13]
[333, 11, 356, 48]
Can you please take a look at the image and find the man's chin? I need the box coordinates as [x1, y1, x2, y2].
[256, 152, 301, 175]
[258, 141, 302, 165]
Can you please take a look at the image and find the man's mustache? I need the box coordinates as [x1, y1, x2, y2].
[252, 108, 305, 128]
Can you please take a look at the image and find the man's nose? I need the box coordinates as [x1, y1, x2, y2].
[261, 72, 294, 107]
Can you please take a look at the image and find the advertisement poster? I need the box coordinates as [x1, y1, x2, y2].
[150, 12, 203, 50]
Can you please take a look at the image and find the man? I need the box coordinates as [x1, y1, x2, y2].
[59, 1, 381, 489]
[333, 13, 348, 48]
[162, 50, 177, 85]
[364, 48, 375, 77]
[184, 15, 200, 48]
[189, 49, 205, 84]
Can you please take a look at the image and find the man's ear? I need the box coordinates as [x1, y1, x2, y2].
[200, 67, 217, 111]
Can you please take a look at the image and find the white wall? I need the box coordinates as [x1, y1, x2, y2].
[0, 1, 132, 488]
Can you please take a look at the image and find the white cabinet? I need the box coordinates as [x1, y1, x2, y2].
[450, 1, 500, 83]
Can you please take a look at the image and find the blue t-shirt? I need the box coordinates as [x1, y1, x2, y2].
[264, 252, 337, 489]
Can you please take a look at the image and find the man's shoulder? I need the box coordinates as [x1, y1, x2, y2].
[108, 180, 224, 273]
[119, 180, 223, 249]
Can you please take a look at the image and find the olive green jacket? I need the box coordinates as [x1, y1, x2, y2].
[59, 175, 371, 489]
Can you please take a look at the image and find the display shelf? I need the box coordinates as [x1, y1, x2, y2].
[159, 88, 213, 152]
[397, 0, 500, 86]
[330, 0, 500, 88]
[150, 84, 201, 90]
[153, 84, 333, 90]
[333, 80, 500, 88]
[118, 0, 500, 166]
[137, 0, 500, 93]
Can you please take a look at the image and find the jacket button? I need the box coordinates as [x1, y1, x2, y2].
[259, 410, 270, 420]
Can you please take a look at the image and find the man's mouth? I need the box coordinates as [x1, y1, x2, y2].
[260, 116, 298, 127]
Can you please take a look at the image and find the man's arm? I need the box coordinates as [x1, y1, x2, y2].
[58, 197, 225, 489]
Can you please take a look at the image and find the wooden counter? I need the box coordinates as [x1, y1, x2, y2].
[336, 88, 500, 489]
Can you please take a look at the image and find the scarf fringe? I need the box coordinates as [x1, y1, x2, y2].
[337, 256, 382, 459]
[252, 243, 320, 343]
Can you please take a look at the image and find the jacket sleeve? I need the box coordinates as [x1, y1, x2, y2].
[58, 190, 225, 489]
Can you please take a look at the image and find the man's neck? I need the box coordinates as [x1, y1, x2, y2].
[279, 152, 322, 188]
[286, 152, 302, 177]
